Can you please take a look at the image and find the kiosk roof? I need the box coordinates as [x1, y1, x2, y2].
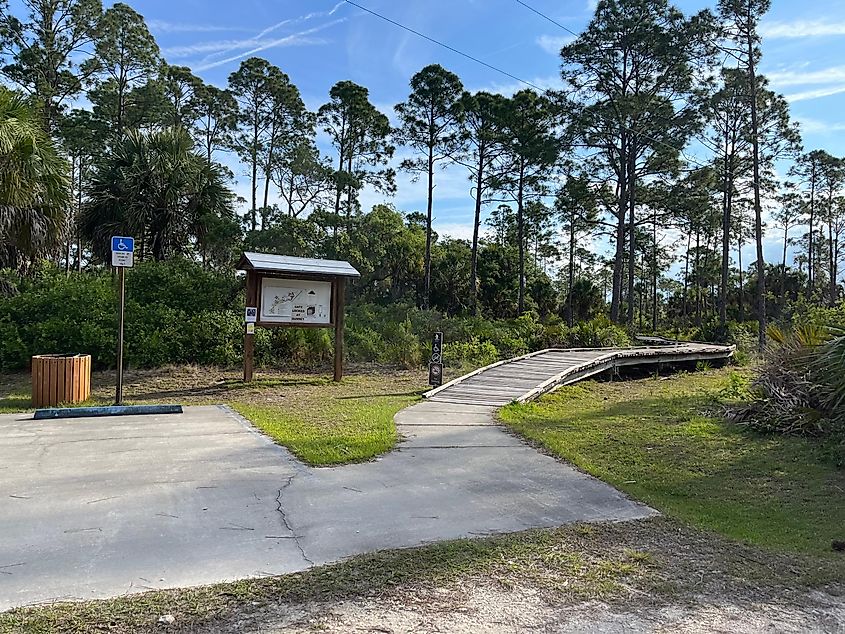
[237, 252, 360, 278]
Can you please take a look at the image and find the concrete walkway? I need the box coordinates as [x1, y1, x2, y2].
[0, 403, 654, 610]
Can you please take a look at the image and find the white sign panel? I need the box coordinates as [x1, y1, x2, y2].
[260, 278, 332, 325]
[112, 252, 133, 267]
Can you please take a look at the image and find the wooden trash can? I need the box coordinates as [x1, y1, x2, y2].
[31, 354, 92, 408]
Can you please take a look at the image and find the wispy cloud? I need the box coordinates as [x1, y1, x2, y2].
[192, 20, 344, 71]
[166, 37, 330, 59]
[183, 3, 348, 72]
[796, 116, 845, 133]
[759, 20, 845, 39]
[147, 19, 252, 33]
[472, 74, 563, 97]
[166, 38, 329, 60]
[767, 65, 845, 87]
[786, 84, 845, 103]
[536, 34, 573, 55]
[766, 64, 845, 101]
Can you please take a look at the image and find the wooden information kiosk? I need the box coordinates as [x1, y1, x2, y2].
[236, 252, 360, 382]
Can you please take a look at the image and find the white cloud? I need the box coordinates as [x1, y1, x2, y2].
[435, 222, 490, 241]
[192, 4, 346, 69]
[796, 117, 845, 134]
[471, 74, 564, 96]
[759, 20, 845, 39]
[786, 84, 845, 103]
[536, 34, 573, 55]
[765, 64, 845, 102]
[767, 65, 845, 88]
[165, 39, 324, 58]
[192, 20, 344, 72]
[147, 20, 251, 33]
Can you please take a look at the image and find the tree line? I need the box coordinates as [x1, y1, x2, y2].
[1, 0, 844, 346]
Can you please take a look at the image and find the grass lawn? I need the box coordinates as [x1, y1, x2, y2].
[499, 368, 845, 555]
[0, 365, 426, 465]
[230, 377, 420, 465]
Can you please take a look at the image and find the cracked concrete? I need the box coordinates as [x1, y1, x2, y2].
[0, 401, 653, 611]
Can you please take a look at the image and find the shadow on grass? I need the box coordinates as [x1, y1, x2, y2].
[124, 376, 331, 402]
[0, 396, 31, 413]
[335, 390, 424, 400]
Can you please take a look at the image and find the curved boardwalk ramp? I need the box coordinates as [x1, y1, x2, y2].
[425, 343, 735, 407]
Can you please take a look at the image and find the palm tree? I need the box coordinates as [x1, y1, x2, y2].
[0, 88, 70, 271]
[79, 127, 236, 264]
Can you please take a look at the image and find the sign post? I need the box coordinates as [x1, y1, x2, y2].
[428, 331, 444, 387]
[111, 236, 134, 405]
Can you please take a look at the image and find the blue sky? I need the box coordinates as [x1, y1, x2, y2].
[13, 0, 845, 264]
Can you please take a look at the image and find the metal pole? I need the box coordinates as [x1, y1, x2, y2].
[115, 266, 125, 405]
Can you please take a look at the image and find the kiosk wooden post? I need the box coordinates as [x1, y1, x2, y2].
[333, 278, 345, 382]
[237, 253, 359, 384]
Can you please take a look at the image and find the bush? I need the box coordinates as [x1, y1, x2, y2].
[443, 338, 499, 368]
[730, 324, 845, 441]
[0, 264, 633, 373]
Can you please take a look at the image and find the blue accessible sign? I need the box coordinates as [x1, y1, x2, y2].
[111, 236, 135, 268]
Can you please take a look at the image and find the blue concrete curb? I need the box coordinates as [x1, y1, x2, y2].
[33, 405, 183, 420]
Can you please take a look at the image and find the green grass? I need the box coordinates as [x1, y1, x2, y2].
[0, 393, 31, 414]
[234, 394, 417, 466]
[499, 369, 845, 555]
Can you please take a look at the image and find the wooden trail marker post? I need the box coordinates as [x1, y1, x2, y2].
[237, 253, 360, 382]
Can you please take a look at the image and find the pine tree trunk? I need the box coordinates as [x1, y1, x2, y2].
[781, 224, 789, 308]
[829, 217, 837, 307]
[720, 138, 731, 326]
[470, 141, 485, 315]
[738, 234, 745, 322]
[808, 164, 816, 299]
[517, 162, 526, 315]
[747, 22, 767, 351]
[611, 141, 628, 323]
[652, 208, 658, 332]
[683, 232, 691, 319]
[568, 217, 575, 327]
[626, 149, 637, 326]
[423, 146, 434, 310]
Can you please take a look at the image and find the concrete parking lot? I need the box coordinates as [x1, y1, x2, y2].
[0, 403, 653, 610]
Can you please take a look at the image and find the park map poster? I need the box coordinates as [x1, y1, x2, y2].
[260, 278, 332, 325]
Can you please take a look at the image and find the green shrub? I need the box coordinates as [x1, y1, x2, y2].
[381, 318, 422, 368]
[0, 265, 634, 373]
[345, 326, 385, 362]
[730, 324, 844, 442]
[0, 318, 27, 371]
[443, 338, 499, 367]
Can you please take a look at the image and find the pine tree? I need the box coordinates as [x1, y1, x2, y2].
[395, 64, 465, 309]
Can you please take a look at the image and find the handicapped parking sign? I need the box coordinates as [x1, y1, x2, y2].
[111, 236, 135, 268]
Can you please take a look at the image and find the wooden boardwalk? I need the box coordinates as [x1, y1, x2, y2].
[424, 342, 735, 407]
